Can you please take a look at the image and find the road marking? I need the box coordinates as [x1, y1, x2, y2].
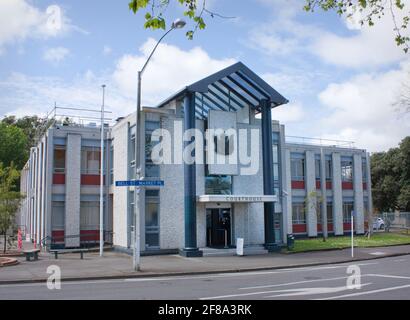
[264, 283, 372, 298]
[368, 273, 410, 280]
[200, 278, 368, 300]
[318, 283, 410, 300]
[239, 276, 350, 290]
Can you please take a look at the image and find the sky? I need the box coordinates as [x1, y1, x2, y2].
[0, 0, 409, 152]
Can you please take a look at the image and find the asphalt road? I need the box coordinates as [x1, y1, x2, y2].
[1, 255, 410, 300]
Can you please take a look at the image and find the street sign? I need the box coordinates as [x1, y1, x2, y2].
[115, 180, 164, 187]
[351, 210, 356, 217]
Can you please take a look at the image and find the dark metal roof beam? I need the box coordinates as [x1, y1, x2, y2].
[209, 83, 248, 108]
[235, 71, 270, 99]
[226, 75, 262, 103]
[217, 79, 257, 108]
[204, 89, 240, 112]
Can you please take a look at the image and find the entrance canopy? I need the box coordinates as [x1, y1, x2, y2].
[198, 195, 278, 203]
[156, 61, 289, 120]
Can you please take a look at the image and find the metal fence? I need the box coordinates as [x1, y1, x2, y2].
[378, 212, 410, 230]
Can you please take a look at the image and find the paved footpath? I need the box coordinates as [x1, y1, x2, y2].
[1, 243, 410, 284]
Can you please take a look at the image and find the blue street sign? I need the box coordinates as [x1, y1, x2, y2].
[351, 210, 355, 216]
[115, 180, 164, 187]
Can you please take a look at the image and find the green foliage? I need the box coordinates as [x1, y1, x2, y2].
[0, 162, 21, 253]
[0, 122, 28, 170]
[304, 0, 410, 52]
[128, 0, 209, 39]
[371, 136, 410, 212]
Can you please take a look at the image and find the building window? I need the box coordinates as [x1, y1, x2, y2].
[80, 201, 100, 230]
[362, 158, 367, 182]
[315, 158, 321, 180]
[51, 201, 65, 230]
[53, 146, 65, 173]
[145, 121, 160, 178]
[343, 201, 354, 223]
[145, 190, 160, 249]
[81, 147, 100, 175]
[273, 144, 279, 195]
[291, 156, 305, 181]
[325, 159, 332, 181]
[292, 202, 306, 224]
[130, 126, 136, 179]
[205, 175, 232, 195]
[109, 145, 114, 185]
[327, 202, 333, 223]
[341, 159, 353, 182]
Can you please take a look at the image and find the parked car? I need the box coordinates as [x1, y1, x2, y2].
[373, 217, 385, 230]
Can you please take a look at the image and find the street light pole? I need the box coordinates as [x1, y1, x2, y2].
[133, 19, 186, 271]
[100, 84, 106, 257]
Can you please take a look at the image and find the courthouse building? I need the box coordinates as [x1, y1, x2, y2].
[19, 62, 373, 256]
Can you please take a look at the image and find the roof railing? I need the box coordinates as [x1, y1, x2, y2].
[286, 136, 355, 149]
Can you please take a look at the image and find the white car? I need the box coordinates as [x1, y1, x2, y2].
[373, 217, 385, 230]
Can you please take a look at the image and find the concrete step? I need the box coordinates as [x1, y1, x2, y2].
[201, 246, 268, 257]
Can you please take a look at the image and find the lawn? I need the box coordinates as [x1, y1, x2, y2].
[287, 232, 410, 253]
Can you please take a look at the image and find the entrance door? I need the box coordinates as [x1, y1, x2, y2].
[206, 208, 231, 248]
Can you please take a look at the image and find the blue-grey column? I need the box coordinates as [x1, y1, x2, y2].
[332, 152, 344, 235]
[65, 134, 81, 248]
[180, 92, 203, 257]
[320, 148, 328, 238]
[353, 154, 365, 234]
[261, 99, 276, 251]
[305, 150, 318, 237]
[365, 152, 373, 232]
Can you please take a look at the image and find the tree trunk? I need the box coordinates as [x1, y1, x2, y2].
[3, 233, 6, 254]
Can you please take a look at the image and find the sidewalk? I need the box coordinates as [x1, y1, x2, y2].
[1, 243, 410, 284]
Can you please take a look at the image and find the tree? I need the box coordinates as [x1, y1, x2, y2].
[0, 122, 28, 170]
[127, 1, 410, 51]
[128, 0, 235, 39]
[305, 191, 327, 242]
[304, 0, 410, 52]
[371, 136, 410, 212]
[0, 163, 21, 253]
[1, 115, 53, 152]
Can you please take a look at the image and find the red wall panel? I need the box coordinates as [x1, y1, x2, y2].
[291, 181, 305, 189]
[53, 173, 65, 185]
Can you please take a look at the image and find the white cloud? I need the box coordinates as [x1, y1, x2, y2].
[0, 72, 135, 121]
[317, 60, 410, 152]
[0, 0, 77, 54]
[43, 47, 70, 63]
[271, 102, 305, 123]
[112, 38, 236, 106]
[0, 39, 236, 120]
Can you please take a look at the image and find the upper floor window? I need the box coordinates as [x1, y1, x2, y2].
[53, 146, 65, 173]
[291, 156, 305, 181]
[109, 145, 114, 185]
[341, 159, 353, 182]
[81, 147, 100, 175]
[325, 159, 332, 181]
[362, 158, 367, 182]
[145, 121, 160, 178]
[315, 158, 321, 180]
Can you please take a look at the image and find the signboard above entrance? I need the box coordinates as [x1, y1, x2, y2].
[197, 195, 277, 203]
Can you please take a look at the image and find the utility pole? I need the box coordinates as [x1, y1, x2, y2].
[132, 19, 186, 271]
[99, 84, 106, 257]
